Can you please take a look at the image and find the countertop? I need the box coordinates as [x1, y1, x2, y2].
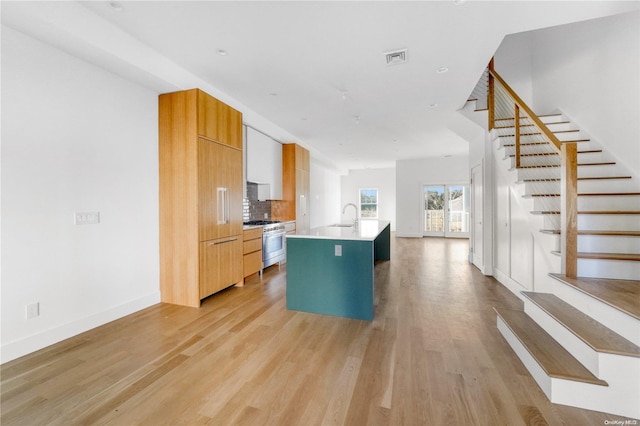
[287, 220, 390, 241]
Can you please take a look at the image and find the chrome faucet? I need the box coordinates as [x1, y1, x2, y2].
[342, 203, 359, 227]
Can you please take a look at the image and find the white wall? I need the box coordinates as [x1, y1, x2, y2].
[340, 168, 396, 231]
[395, 157, 469, 237]
[310, 160, 342, 229]
[495, 11, 640, 177]
[493, 32, 534, 106]
[531, 11, 640, 176]
[1, 27, 160, 362]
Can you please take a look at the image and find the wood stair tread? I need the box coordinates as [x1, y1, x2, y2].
[522, 292, 640, 357]
[520, 176, 632, 183]
[532, 211, 640, 215]
[502, 139, 590, 145]
[495, 114, 563, 121]
[551, 251, 640, 261]
[525, 192, 640, 197]
[515, 162, 615, 169]
[495, 121, 571, 129]
[540, 230, 640, 237]
[508, 150, 602, 157]
[549, 274, 640, 320]
[494, 307, 608, 386]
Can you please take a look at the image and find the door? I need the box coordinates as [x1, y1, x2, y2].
[199, 138, 243, 241]
[471, 165, 483, 269]
[424, 185, 445, 236]
[423, 184, 469, 238]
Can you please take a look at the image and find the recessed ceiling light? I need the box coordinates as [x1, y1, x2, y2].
[453, 0, 467, 5]
[216, 49, 228, 56]
[301, 117, 308, 121]
[269, 92, 278, 97]
[437, 67, 449, 74]
[429, 103, 438, 108]
[109, 2, 123, 12]
[444, 154, 453, 158]
[354, 115, 361, 124]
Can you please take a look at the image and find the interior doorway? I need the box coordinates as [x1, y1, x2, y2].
[471, 165, 483, 269]
[423, 184, 469, 238]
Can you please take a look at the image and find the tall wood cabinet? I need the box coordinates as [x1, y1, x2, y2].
[159, 89, 243, 307]
[274, 144, 310, 232]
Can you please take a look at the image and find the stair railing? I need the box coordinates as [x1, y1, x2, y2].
[487, 59, 578, 278]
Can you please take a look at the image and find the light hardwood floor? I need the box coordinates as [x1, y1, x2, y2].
[1, 237, 627, 425]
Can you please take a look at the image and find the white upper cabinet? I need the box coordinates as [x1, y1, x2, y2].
[246, 126, 283, 200]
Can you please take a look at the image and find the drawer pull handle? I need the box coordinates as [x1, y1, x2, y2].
[210, 237, 237, 246]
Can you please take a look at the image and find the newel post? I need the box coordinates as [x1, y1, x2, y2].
[561, 142, 578, 278]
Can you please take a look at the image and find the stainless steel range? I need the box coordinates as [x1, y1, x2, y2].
[244, 220, 286, 268]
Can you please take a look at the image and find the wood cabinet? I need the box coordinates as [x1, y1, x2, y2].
[273, 144, 310, 232]
[159, 89, 243, 307]
[243, 227, 263, 279]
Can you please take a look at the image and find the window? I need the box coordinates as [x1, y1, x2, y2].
[359, 189, 378, 219]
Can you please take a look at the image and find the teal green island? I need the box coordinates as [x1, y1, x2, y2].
[285, 220, 391, 321]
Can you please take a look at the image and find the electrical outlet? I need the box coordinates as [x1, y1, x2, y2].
[26, 302, 39, 319]
[75, 211, 100, 225]
[334, 245, 342, 256]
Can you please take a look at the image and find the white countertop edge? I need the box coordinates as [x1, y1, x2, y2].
[287, 220, 390, 241]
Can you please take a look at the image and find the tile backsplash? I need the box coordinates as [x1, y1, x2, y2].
[244, 182, 271, 221]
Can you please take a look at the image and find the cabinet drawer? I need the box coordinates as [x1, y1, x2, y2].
[199, 236, 243, 299]
[243, 238, 262, 254]
[243, 227, 263, 241]
[243, 251, 263, 277]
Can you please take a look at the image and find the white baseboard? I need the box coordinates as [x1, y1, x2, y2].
[1, 291, 161, 364]
[493, 267, 528, 301]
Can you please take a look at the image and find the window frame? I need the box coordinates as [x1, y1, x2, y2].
[359, 188, 379, 220]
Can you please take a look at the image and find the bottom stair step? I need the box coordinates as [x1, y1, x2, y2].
[521, 292, 640, 358]
[548, 274, 640, 320]
[494, 307, 608, 386]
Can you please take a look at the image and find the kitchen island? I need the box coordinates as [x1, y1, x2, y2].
[285, 220, 391, 320]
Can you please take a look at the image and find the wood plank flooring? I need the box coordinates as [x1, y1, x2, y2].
[1, 237, 629, 425]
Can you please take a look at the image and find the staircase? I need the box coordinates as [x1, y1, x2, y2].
[467, 67, 640, 419]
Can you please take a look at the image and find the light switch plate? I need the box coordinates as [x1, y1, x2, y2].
[334, 245, 342, 256]
[75, 211, 100, 225]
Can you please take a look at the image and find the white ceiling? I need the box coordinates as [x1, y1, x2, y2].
[2, 1, 638, 172]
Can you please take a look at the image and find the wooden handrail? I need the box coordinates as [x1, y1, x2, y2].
[489, 68, 562, 152]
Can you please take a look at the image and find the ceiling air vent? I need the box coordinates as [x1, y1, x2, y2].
[385, 49, 408, 66]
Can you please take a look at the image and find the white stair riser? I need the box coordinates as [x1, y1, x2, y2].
[523, 299, 600, 376]
[508, 152, 607, 168]
[553, 356, 640, 419]
[578, 257, 640, 281]
[516, 164, 618, 181]
[577, 235, 640, 253]
[578, 214, 640, 231]
[577, 179, 640, 194]
[530, 196, 640, 211]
